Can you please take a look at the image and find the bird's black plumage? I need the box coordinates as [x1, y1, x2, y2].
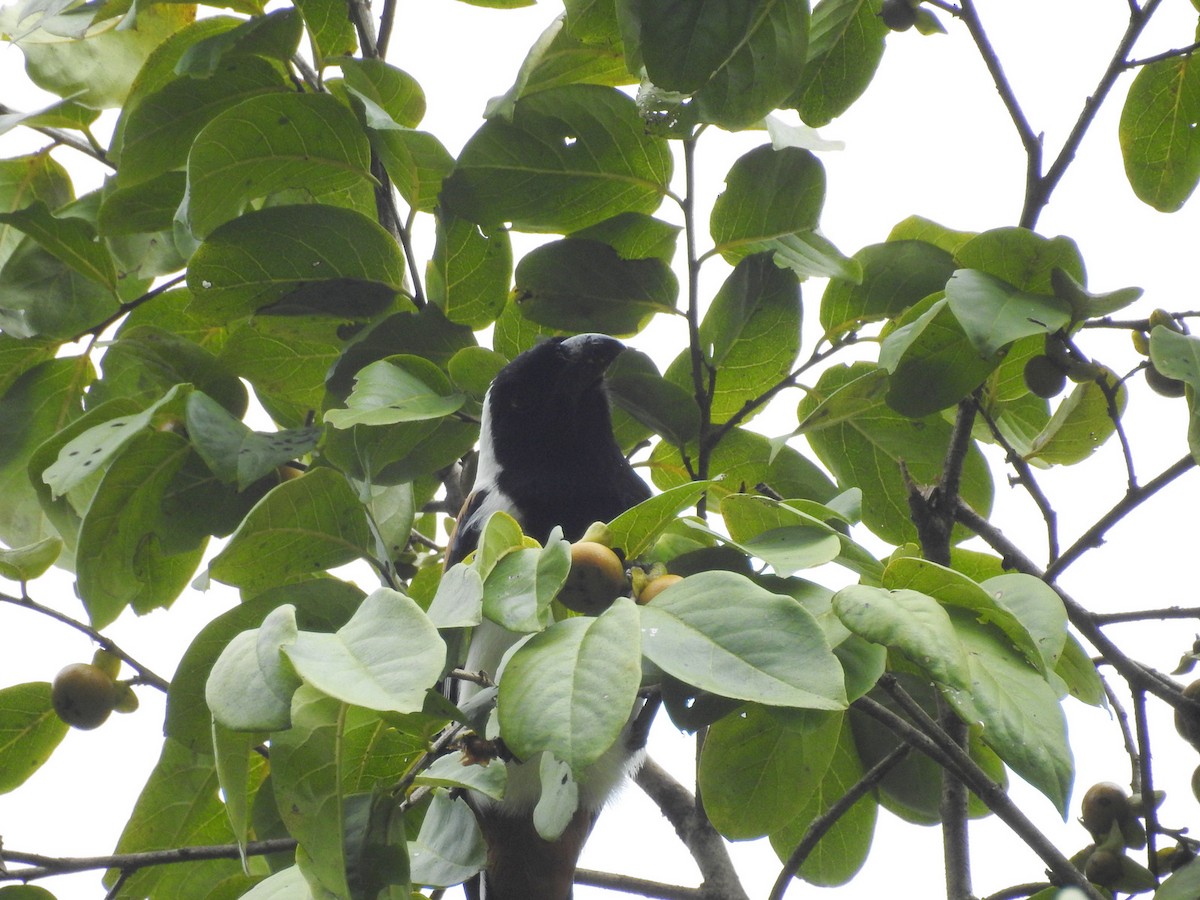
[446, 333, 651, 900]
[447, 333, 650, 565]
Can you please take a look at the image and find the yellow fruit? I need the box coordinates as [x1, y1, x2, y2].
[1080, 782, 1132, 840]
[638, 574, 683, 605]
[52, 663, 119, 730]
[557, 541, 627, 615]
[90, 648, 122, 679]
[276, 464, 306, 482]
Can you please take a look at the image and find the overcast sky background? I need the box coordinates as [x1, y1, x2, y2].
[3, 1, 1200, 898]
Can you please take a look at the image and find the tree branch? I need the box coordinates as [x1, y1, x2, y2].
[855, 691, 1106, 900]
[1045, 453, 1196, 580]
[575, 868, 710, 900]
[0, 591, 170, 692]
[767, 744, 909, 900]
[1, 839, 298, 882]
[633, 757, 749, 900]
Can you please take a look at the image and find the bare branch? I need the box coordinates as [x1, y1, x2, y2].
[2, 839, 298, 882]
[768, 745, 909, 900]
[634, 757, 749, 900]
[575, 868, 710, 899]
[1046, 454, 1196, 580]
[0, 592, 170, 692]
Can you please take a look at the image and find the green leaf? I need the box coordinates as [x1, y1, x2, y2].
[711, 145, 826, 266]
[571, 212, 681, 263]
[953, 227, 1084, 293]
[819, 239, 955, 338]
[799, 363, 993, 544]
[832, 584, 972, 689]
[1150, 326, 1200, 460]
[448, 346, 508, 399]
[185, 92, 374, 237]
[206, 604, 302, 732]
[632, 0, 809, 129]
[187, 205, 404, 322]
[607, 356, 701, 447]
[99, 171, 187, 235]
[407, 791, 485, 889]
[941, 614, 1073, 815]
[0, 236, 119, 340]
[513, 238, 678, 335]
[1054, 633, 1105, 706]
[76, 430, 206, 627]
[271, 688, 352, 897]
[283, 589, 447, 713]
[0, 536, 62, 581]
[106, 738, 250, 897]
[1, 3, 194, 109]
[209, 467, 372, 594]
[485, 15, 633, 119]
[699, 705, 841, 839]
[340, 59, 425, 127]
[0, 200, 117, 290]
[945, 269, 1072, 358]
[0, 152, 73, 273]
[640, 570, 847, 708]
[172, 11, 301, 77]
[413, 751, 507, 800]
[0, 682, 68, 794]
[1025, 368, 1127, 465]
[652, 427, 838, 508]
[883, 557, 1064, 675]
[499, 598, 643, 774]
[791, 0, 888, 127]
[116, 56, 288, 187]
[427, 215, 513, 329]
[41, 383, 186, 500]
[325, 357, 465, 428]
[683, 253, 801, 423]
[441, 84, 673, 232]
[367, 125, 455, 214]
[185, 391, 320, 491]
[482, 537, 571, 632]
[606, 480, 718, 558]
[169, 581, 362, 750]
[295, 0, 357, 60]
[769, 714, 875, 886]
[878, 296, 999, 418]
[1119, 53, 1200, 211]
[1154, 856, 1200, 900]
[219, 314, 345, 428]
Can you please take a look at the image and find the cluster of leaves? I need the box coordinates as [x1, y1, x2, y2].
[3, 0, 1200, 899]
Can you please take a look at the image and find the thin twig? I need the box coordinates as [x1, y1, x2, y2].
[1099, 673, 1141, 791]
[1045, 454, 1196, 581]
[575, 868, 709, 900]
[1092, 606, 1200, 625]
[853, 694, 1106, 900]
[0, 592, 169, 692]
[767, 745, 909, 900]
[2, 839, 299, 881]
[0, 104, 114, 167]
[1132, 689, 1160, 873]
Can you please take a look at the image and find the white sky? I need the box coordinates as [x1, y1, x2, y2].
[3, 1, 1200, 898]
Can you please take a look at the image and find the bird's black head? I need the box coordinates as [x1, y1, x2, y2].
[483, 333, 624, 454]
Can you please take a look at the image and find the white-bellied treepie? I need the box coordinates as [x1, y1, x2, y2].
[446, 333, 652, 900]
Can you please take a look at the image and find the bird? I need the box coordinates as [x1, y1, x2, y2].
[445, 332, 653, 900]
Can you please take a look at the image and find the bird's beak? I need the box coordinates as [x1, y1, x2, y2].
[560, 333, 625, 392]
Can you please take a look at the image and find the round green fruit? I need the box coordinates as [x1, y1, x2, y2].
[1174, 679, 1200, 751]
[1024, 355, 1068, 399]
[1084, 848, 1124, 887]
[1145, 364, 1186, 398]
[52, 663, 119, 730]
[879, 0, 918, 30]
